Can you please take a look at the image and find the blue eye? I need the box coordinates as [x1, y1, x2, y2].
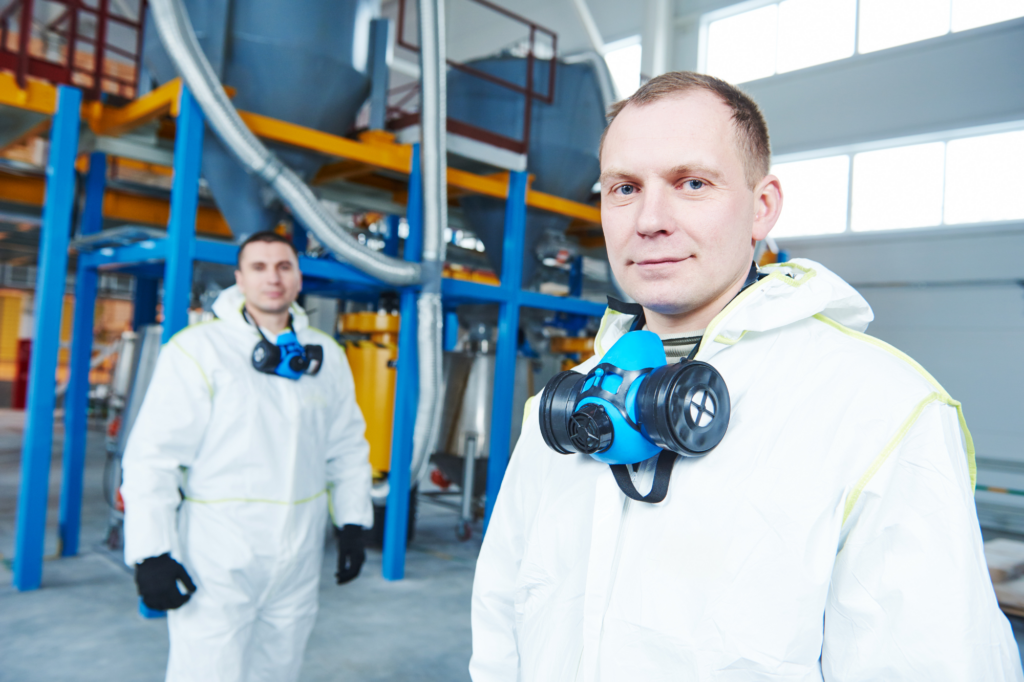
[618, 185, 635, 195]
[686, 179, 705, 190]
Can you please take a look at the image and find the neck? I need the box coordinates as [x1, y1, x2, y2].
[245, 303, 290, 336]
[642, 266, 751, 338]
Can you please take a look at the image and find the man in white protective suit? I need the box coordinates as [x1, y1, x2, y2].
[470, 72, 1023, 681]
[121, 230, 373, 682]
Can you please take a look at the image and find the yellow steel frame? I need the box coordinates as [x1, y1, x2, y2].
[0, 74, 603, 228]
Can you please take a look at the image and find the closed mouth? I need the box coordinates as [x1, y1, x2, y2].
[633, 256, 689, 266]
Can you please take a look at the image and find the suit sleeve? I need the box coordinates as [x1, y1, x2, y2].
[120, 339, 212, 566]
[469, 400, 542, 681]
[325, 343, 373, 529]
[823, 401, 1023, 681]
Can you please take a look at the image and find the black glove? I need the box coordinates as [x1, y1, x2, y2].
[135, 553, 196, 610]
[335, 524, 366, 584]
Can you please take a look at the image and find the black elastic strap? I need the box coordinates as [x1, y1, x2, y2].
[609, 451, 677, 503]
[243, 307, 294, 341]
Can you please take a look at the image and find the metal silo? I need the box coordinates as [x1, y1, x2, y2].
[143, 0, 378, 238]
[448, 56, 608, 286]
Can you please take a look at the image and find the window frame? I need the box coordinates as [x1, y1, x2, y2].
[768, 119, 1024, 240]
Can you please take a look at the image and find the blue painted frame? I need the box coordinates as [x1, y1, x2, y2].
[13, 86, 83, 590]
[162, 86, 204, 343]
[382, 145, 422, 581]
[58, 152, 106, 557]
[32, 97, 607, 585]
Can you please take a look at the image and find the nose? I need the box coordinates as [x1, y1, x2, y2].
[634, 183, 675, 238]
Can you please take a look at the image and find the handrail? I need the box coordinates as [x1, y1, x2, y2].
[392, 0, 558, 155]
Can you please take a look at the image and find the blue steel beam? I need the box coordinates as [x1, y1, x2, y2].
[517, 291, 605, 317]
[59, 152, 106, 556]
[13, 86, 82, 590]
[484, 171, 529, 531]
[162, 87, 204, 343]
[383, 144, 422, 581]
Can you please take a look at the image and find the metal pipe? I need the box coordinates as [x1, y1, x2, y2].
[460, 434, 477, 526]
[147, 0, 420, 287]
[407, 0, 447, 486]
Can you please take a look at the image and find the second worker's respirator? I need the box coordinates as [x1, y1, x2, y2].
[539, 330, 730, 499]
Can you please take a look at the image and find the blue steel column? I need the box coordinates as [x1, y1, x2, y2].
[483, 171, 529, 531]
[383, 215, 401, 258]
[13, 86, 82, 590]
[58, 151, 105, 556]
[383, 145, 422, 580]
[162, 87, 204, 343]
[132, 278, 158, 328]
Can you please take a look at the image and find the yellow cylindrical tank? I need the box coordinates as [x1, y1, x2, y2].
[550, 336, 596, 371]
[341, 312, 400, 478]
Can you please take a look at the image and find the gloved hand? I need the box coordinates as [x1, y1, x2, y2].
[135, 553, 196, 610]
[335, 524, 366, 584]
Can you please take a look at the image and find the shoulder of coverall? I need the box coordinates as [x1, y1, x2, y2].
[562, 259, 955, 418]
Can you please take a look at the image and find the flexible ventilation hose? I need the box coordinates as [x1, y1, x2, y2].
[148, 0, 421, 287]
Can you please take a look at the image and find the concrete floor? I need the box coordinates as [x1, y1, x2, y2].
[0, 409, 481, 681]
[3, 408, 1024, 679]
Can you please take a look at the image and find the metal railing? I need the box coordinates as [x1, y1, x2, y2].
[391, 0, 557, 155]
[0, 0, 146, 99]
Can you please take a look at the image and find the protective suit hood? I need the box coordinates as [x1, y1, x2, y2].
[211, 284, 309, 337]
[593, 259, 873, 363]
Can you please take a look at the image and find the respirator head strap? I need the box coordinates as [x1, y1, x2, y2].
[609, 450, 677, 503]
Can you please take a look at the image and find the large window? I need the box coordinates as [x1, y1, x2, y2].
[701, 0, 1024, 84]
[604, 36, 643, 99]
[768, 123, 1024, 238]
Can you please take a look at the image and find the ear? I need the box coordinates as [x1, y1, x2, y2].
[752, 174, 783, 241]
[234, 268, 243, 288]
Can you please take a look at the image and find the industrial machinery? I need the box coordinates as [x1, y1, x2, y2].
[449, 56, 609, 287]
[550, 335, 595, 372]
[429, 324, 494, 540]
[143, 0, 378, 238]
[102, 325, 163, 550]
[341, 310, 399, 481]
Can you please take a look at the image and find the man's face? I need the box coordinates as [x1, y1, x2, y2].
[600, 90, 779, 324]
[234, 241, 302, 315]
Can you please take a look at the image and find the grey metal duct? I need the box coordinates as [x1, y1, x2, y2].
[409, 0, 447, 485]
[147, 0, 420, 287]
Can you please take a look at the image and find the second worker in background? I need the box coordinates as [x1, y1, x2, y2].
[121, 230, 373, 682]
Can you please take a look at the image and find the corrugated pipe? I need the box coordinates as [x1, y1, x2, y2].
[148, 0, 421, 287]
[409, 0, 447, 486]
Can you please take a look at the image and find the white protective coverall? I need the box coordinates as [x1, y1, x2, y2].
[471, 259, 1022, 682]
[122, 285, 372, 682]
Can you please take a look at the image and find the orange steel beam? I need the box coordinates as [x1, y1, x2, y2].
[0, 72, 57, 115]
[83, 78, 182, 136]
[0, 172, 232, 238]
[0, 74, 600, 225]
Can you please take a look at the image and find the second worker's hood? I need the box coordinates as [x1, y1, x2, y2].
[211, 284, 310, 340]
[592, 259, 873, 363]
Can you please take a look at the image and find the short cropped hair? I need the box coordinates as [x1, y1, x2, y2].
[600, 71, 771, 189]
[236, 230, 299, 268]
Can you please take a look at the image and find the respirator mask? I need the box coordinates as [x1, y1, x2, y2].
[538, 330, 730, 503]
[244, 308, 323, 380]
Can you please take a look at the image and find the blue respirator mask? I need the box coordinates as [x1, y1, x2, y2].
[538, 330, 730, 503]
[244, 309, 323, 380]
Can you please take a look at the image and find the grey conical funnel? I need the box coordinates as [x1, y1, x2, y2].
[449, 57, 607, 285]
[143, 0, 376, 240]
